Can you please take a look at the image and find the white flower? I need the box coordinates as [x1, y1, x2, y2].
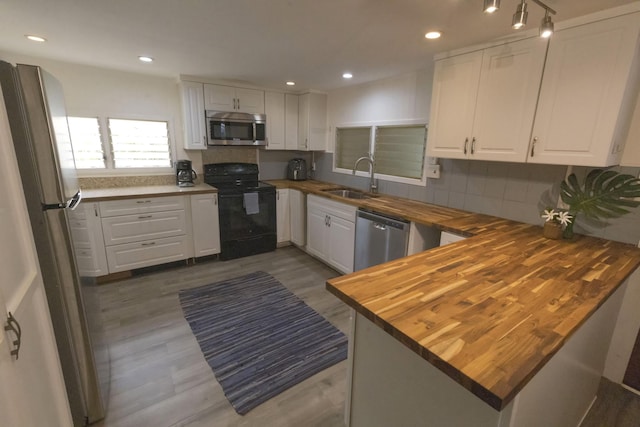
[557, 211, 573, 226]
[541, 209, 557, 222]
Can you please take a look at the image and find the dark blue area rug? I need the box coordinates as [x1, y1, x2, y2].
[178, 271, 348, 415]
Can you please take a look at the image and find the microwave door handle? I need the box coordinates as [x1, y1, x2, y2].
[253, 123, 256, 142]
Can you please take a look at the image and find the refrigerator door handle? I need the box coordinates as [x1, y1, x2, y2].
[67, 189, 82, 210]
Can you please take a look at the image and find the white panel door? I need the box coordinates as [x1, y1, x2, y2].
[285, 94, 299, 149]
[276, 189, 290, 243]
[306, 205, 328, 260]
[289, 189, 306, 246]
[426, 51, 483, 159]
[265, 92, 285, 150]
[203, 84, 235, 111]
[327, 215, 355, 274]
[180, 81, 207, 150]
[235, 88, 265, 114]
[0, 87, 72, 426]
[190, 193, 220, 257]
[530, 13, 640, 166]
[471, 38, 547, 162]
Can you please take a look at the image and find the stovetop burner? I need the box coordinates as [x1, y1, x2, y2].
[203, 162, 274, 193]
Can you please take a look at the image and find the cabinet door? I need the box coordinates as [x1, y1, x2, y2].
[306, 204, 327, 260]
[327, 215, 355, 274]
[203, 84, 236, 111]
[236, 88, 265, 114]
[426, 51, 483, 159]
[530, 13, 640, 166]
[298, 93, 310, 150]
[276, 189, 290, 243]
[285, 94, 299, 149]
[621, 91, 640, 167]
[105, 235, 189, 273]
[471, 38, 547, 162]
[307, 92, 328, 151]
[190, 193, 220, 257]
[265, 92, 285, 150]
[69, 203, 108, 277]
[101, 210, 187, 246]
[289, 189, 306, 246]
[180, 81, 207, 150]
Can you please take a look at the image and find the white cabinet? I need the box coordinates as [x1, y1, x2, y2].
[265, 92, 286, 150]
[276, 189, 291, 244]
[306, 195, 356, 274]
[190, 193, 220, 257]
[298, 92, 327, 151]
[204, 84, 265, 114]
[289, 189, 306, 246]
[100, 196, 190, 273]
[285, 94, 300, 149]
[439, 231, 467, 246]
[68, 203, 108, 277]
[621, 91, 640, 167]
[180, 81, 207, 150]
[529, 12, 640, 167]
[427, 37, 547, 162]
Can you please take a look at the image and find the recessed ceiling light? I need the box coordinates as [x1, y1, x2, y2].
[138, 56, 153, 63]
[425, 31, 442, 39]
[286, 81, 296, 86]
[25, 35, 46, 42]
[342, 73, 353, 79]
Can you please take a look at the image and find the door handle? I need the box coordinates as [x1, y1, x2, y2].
[471, 137, 476, 155]
[374, 223, 387, 231]
[530, 137, 538, 157]
[463, 137, 468, 155]
[4, 312, 22, 360]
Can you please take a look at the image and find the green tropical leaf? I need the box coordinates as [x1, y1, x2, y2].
[560, 169, 640, 220]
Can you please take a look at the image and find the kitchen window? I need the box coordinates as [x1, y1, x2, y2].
[67, 116, 174, 174]
[334, 122, 428, 184]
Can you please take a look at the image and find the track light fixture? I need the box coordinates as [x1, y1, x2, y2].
[540, 10, 554, 38]
[483, 0, 500, 14]
[512, 0, 528, 29]
[485, 0, 556, 37]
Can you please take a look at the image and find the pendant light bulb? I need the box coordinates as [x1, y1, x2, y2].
[483, 0, 500, 14]
[512, 0, 528, 29]
[540, 10, 554, 38]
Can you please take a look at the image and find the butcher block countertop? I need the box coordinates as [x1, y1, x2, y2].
[268, 181, 640, 411]
[81, 184, 216, 202]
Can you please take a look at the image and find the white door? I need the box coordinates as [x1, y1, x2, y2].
[306, 205, 328, 260]
[289, 189, 306, 246]
[203, 84, 236, 111]
[235, 88, 265, 114]
[0, 88, 72, 425]
[276, 189, 290, 243]
[327, 215, 355, 274]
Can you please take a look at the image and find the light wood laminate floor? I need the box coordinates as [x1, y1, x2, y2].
[92, 246, 640, 427]
[94, 246, 349, 427]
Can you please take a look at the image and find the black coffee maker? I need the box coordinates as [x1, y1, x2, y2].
[175, 160, 197, 187]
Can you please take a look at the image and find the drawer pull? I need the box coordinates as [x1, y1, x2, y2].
[141, 242, 156, 247]
[136, 200, 152, 204]
[138, 215, 153, 219]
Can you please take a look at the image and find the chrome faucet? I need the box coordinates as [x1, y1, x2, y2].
[352, 155, 377, 193]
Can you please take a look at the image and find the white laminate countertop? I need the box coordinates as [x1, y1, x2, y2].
[80, 184, 217, 202]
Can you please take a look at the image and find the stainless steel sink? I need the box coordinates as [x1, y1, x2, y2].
[322, 189, 379, 199]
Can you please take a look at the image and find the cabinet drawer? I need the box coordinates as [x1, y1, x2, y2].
[73, 247, 107, 276]
[307, 194, 357, 222]
[99, 196, 185, 217]
[102, 210, 187, 245]
[69, 219, 91, 248]
[105, 235, 189, 273]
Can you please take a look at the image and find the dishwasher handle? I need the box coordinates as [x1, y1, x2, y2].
[357, 209, 409, 231]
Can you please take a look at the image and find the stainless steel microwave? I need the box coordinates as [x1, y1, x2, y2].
[206, 111, 267, 146]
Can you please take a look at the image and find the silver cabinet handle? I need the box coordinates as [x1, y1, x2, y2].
[237, 98, 240, 110]
[214, 195, 217, 205]
[138, 215, 152, 219]
[136, 200, 152, 204]
[141, 242, 156, 247]
[471, 137, 476, 155]
[328, 216, 331, 227]
[530, 137, 538, 157]
[4, 312, 22, 360]
[463, 137, 469, 155]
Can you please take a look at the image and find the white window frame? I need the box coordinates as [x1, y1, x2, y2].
[70, 113, 177, 177]
[332, 119, 429, 186]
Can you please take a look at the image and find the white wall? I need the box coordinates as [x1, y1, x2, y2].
[326, 68, 433, 153]
[0, 51, 202, 174]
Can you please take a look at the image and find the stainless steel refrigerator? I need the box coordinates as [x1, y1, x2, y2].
[0, 61, 107, 426]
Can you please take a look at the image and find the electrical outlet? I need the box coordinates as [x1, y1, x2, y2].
[427, 164, 440, 179]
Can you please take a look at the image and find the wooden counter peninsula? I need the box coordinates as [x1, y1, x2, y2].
[327, 217, 640, 426]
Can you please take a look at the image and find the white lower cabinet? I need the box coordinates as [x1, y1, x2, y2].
[276, 189, 290, 244]
[99, 195, 192, 274]
[306, 194, 356, 274]
[289, 189, 306, 246]
[68, 203, 108, 277]
[190, 193, 221, 257]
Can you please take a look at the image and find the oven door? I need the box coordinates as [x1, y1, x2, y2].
[218, 191, 276, 242]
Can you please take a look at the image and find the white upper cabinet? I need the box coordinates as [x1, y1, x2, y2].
[285, 93, 300, 149]
[427, 37, 547, 162]
[621, 91, 640, 167]
[180, 81, 207, 150]
[530, 12, 640, 167]
[265, 92, 286, 150]
[298, 92, 327, 151]
[204, 83, 265, 114]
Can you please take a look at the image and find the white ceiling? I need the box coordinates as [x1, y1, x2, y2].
[0, 0, 637, 91]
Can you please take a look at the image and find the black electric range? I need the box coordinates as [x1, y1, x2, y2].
[204, 163, 276, 260]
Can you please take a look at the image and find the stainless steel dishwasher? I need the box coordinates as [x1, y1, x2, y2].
[354, 209, 410, 271]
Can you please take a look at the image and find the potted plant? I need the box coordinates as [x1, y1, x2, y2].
[541, 208, 572, 239]
[559, 169, 640, 239]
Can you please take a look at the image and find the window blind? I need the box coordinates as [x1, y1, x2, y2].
[67, 117, 105, 169]
[336, 127, 371, 172]
[108, 119, 172, 168]
[374, 125, 426, 179]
